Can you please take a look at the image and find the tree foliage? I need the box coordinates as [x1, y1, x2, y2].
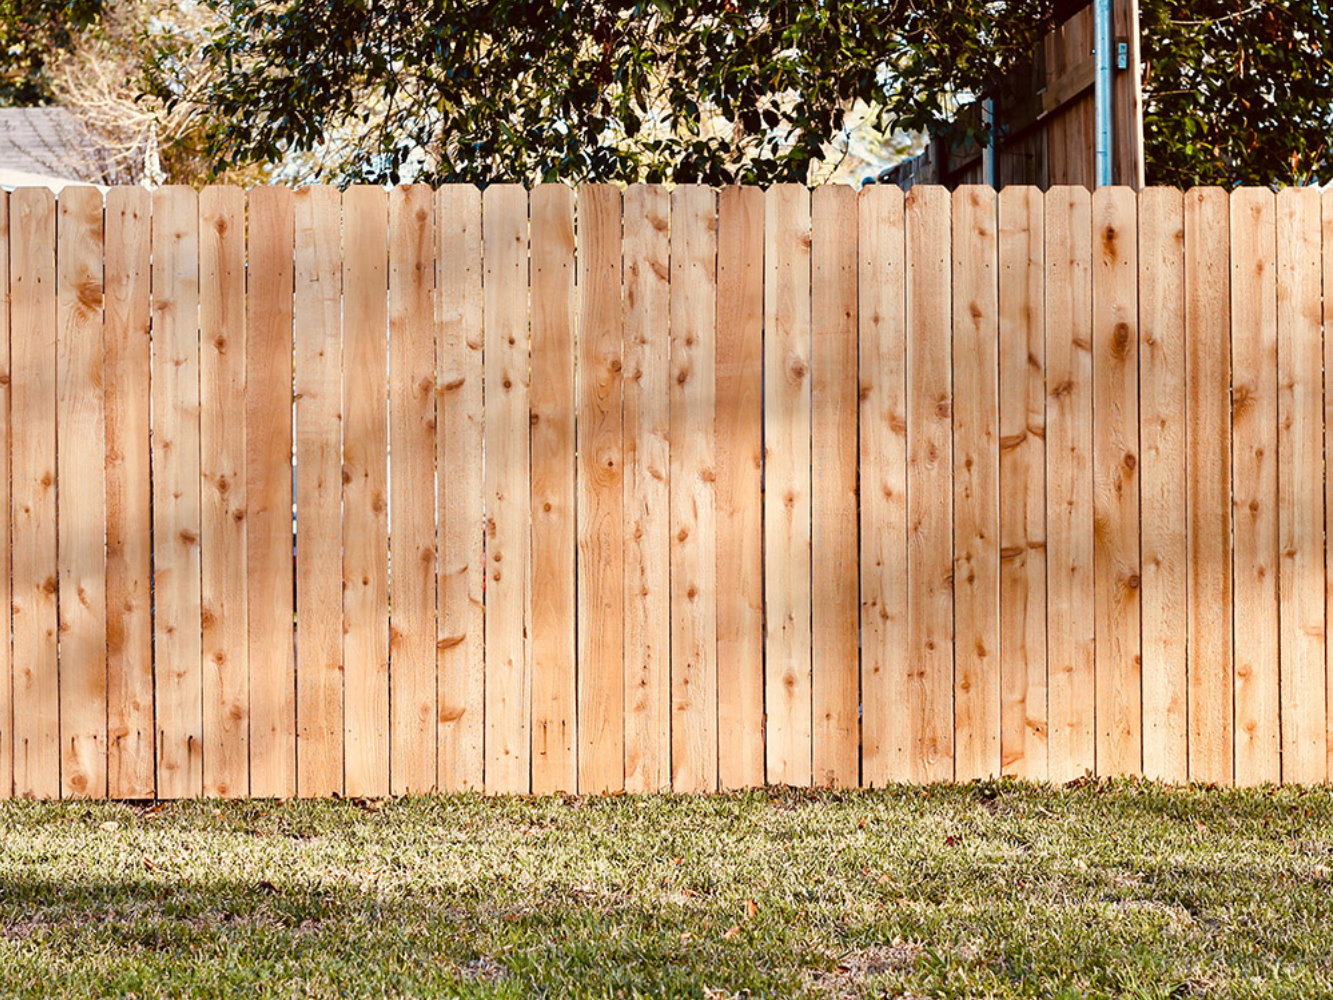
[0, 0, 103, 105]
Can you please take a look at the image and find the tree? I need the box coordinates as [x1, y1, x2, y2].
[0, 0, 104, 105]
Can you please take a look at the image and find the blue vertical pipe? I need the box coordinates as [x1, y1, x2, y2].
[1094, 0, 1114, 186]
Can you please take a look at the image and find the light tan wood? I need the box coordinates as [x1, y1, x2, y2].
[0, 193, 11, 797]
[715, 186, 765, 790]
[905, 186, 954, 782]
[949, 186, 999, 781]
[810, 185, 859, 788]
[55, 186, 108, 799]
[1184, 187, 1233, 785]
[1229, 187, 1280, 786]
[388, 185, 438, 793]
[576, 184, 625, 793]
[1044, 186, 1095, 783]
[483, 184, 531, 794]
[1091, 185, 1141, 777]
[151, 186, 204, 798]
[199, 185, 249, 798]
[622, 184, 672, 792]
[341, 185, 389, 796]
[293, 185, 344, 797]
[246, 187, 296, 798]
[1137, 187, 1187, 782]
[436, 185, 485, 791]
[670, 185, 719, 792]
[763, 183, 813, 787]
[530, 184, 577, 794]
[1276, 187, 1325, 784]
[1324, 189, 1333, 785]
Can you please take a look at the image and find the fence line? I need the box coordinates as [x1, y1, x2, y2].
[0, 183, 1328, 797]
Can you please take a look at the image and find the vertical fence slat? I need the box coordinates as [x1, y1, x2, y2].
[388, 185, 439, 794]
[1138, 187, 1187, 783]
[576, 184, 625, 793]
[530, 184, 577, 794]
[246, 187, 296, 798]
[342, 185, 389, 797]
[859, 186, 908, 785]
[437, 186, 485, 791]
[810, 185, 859, 788]
[1325, 189, 1333, 784]
[764, 184, 813, 787]
[199, 185, 248, 798]
[623, 184, 671, 793]
[151, 186, 203, 798]
[1092, 186, 1141, 777]
[1044, 186, 1095, 783]
[1231, 187, 1280, 786]
[0, 192, 11, 798]
[905, 186, 955, 782]
[715, 186, 765, 791]
[1276, 187, 1326, 784]
[950, 186, 999, 781]
[56, 186, 108, 798]
[1185, 187, 1234, 785]
[670, 184, 719, 792]
[998, 187, 1047, 780]
[293, 185, 344, 797]
[483, 184, 531, 794]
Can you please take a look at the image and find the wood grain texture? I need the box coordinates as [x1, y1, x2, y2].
[341, 185, 389, 797]
[715, 186, 765, 790]
[763, 184, 813, 787]
[0, 193, 11, 798]
[530, 184, 577, 794]
[1230, 187, 1280, 787]
[436, 186, 485, 791]
[56, 186, 108, 799]
[950, 186, 999, 782]
[1324, 189, 1333, 785]
[669, 185, 718, 792]
[622, 184, 672, 793]
[388, 185, 438, 794]
[246, 187, 296, 798]
[1185, 187, 1233, 785]
[1137, 187, 1187, 783]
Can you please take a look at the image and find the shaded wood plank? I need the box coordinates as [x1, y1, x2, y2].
[437, 186, 485, 791]
[950, 186, 999, 781]
[530, 184, 577, 794]
[0, 193, 11, 798]
[622, 184, 671, 793]
[715, 185, 765, 790]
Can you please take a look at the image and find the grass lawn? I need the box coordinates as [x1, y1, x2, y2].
[2, 782, 1332, 998]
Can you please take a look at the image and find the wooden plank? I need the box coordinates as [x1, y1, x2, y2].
[670, 185, 718, 792]
[246, 187, 296, 798]
[388, 185, 438, 793]
[905, 185, 954, 782]
[1091, 185, 1141, 777]
[622, 184, 671, 793]
[0, 193, 10, 798]
[199, 186, 249, 798]
[530, 184, 577, 794]
[1325, 189, 1333, 785]
[763, 183, 812, 787]
[436, 185, 485, 791]
[715, 185, 765, 790]
[1137, 187, 1187, 782]
[1184, 187, 1233, 785]
[151, 186, 203, 798]
[341, 185, 389, 797]
[810, 185, 859, 788]
[858, 185, 908, 786]
[1230, 187, 1280, 786]
[997, 187, 1047, 781]
[56, 186, 108, 799]
[293, 185, 344, 797]
[483, 184, 531, 794]
[949, 186, 999, 781]
[1044, 186, 1095, 782]
[1276, 187, 1325, 784]
[576, 184, 625, 793]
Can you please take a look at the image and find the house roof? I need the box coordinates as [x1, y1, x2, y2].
[0, 106, 111, 188]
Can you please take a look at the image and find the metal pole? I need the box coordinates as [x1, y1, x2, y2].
[1094, 0, 1114, 186]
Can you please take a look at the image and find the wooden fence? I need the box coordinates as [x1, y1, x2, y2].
[0, 183, 1328, 798]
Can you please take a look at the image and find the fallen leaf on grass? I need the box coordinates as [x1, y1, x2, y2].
[745, 899, 759, 919]
[722, 925, 741, 940]
[142, 857, 159, 872]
